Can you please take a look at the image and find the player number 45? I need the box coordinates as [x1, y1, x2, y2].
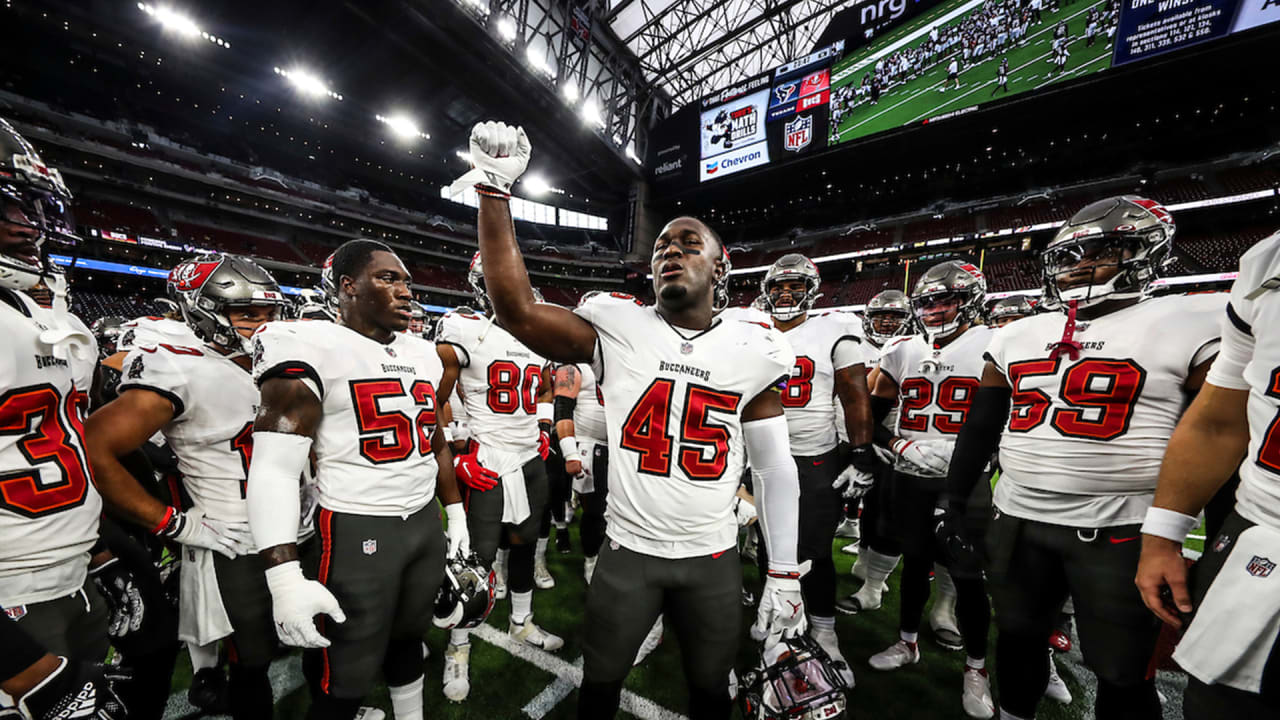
[620, 379, 742, 480]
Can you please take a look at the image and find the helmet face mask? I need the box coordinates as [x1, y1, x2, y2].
[910, 261, 986, 343]
[760, 254, 820, 321]
[739, 635, 849, 720]
[0, 118, 79, 292]
[863, 289, 914, 346]
[468, 252, 492, 314]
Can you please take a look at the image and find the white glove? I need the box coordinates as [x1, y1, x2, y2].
[751, 561, 810, 646]
[264, 561, 345, 648]
[448, 121, 530, 197]
[891, 438, 953, 476]
[734, 496, 758, 527]
[444, 503, 471, 559]
[832, 465, 875, 500]
[165, 506, 255, 559]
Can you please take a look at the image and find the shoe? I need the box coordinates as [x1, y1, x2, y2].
[849, 556, 889, 592]
[961, 667, 996, 718]
[741, 587, 756, 607]
[188, 667, 230, 714]
[584, 555, 597, 584]
[835, 584, 882, 615]
[633, 616, 664, 665]
[929, 593, 963, 651]
[534, 556, 555, 589]
[442, 643, 471, 702]
[835, 517, 860, 540]
[810, 627, 855, 688]
[353, 708, 385, 720]
[1044, 650, 1072, 704]
[555, 526, 572, 554]
[494, 557, 508, 600]
[869, 639, 920, 671]
[840, 543, 860, 556]
[509, 613, 564, 651]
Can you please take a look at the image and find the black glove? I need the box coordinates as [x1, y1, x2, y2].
[18, 658, 129, 720]
[933, 505, 978, 569]
[88, 557, 145, 639]
[848, 443, 882, 474]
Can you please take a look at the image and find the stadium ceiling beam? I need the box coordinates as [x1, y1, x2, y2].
[622, 0, 700, 43]
[645, 0, 807, 86]
[604, 0, 641, 22]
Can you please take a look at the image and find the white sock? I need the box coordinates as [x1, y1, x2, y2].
[511, 590, 533, 623]
[496, 547, 509, 569]
[388, 676, 424, 720]
[535, 537, 548, 561]
[449, 628, 471, 647]
[900, 630, 918, 644]
[934, 564, 956, 600]
[865, 548, 901, 585]
[810, 615, 836, 633]
[188, 640, 219, 672]
[966, 656, 985, 671]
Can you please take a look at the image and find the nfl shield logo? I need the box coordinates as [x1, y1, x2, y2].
[680, 342, 694, 355]
[784, 114, 812, 152]
[1247, 555, 1275, 577]
[385, 346, 396, 357]
[1213, 534, 1232, 553]
[362, 539, 378, 555]
[4, 605, 26, 621]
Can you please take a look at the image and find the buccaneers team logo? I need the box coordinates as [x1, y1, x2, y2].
[127, 355, 145, 380]
[169, 259, 223, 293]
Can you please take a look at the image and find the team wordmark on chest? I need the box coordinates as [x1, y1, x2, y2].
[34, 354, 69, 370]
[657, 360, 711, 382]
[381, 363, 417, 374]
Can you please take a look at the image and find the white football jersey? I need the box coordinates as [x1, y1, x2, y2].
[252, 321, 444, 517]
[0, 289, 101, 606]
[436, 310, 546, 472]
[878, 326, 994, 452]
[565, 362, 607, 442]
[776, 311, 868, 456]
[119, 316, 199, 352]
[1205, 232, 1280, 530]
[574, 293, 795, 558]
[987, 293, 1224, 527]
[117, 343, 259, 526]
[717, 305, 773, 324]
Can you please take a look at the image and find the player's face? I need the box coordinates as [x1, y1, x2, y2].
[350, 250, 414, 332]
[1049, 237, 1135, 292]
[227, 305, 279, 341]
[990, 313, 1024, 328]
[0, 196, 40, 267]
[917, 294, 962, 328]
[407, 316, 425, 334]
[768, 279, 807, 309]
[870, 311, 907, 335]
[652, 218, 720, 311]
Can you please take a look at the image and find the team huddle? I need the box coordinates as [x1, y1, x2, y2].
[3, 115, 1280, 720]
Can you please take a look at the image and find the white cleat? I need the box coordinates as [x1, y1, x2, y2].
[929, 594, 963, 651]
[835, 583, 883, 615]
[962, 668, 996, 718]
[835, 517, 860, 540]
[442, 643, 471, 703]
[583, 555, 597, 584]
[849, 556, 890, 592]
[810, 626, 855, 688]
[353, 708, 385, 720]
[1045, 650, 1072, 704]
[633, 616, 664, 665]
[869, 640, 920, 671]
[840, 543, 860, 555]
[534, 556, 555, 589]
[509, 613, 564, 652]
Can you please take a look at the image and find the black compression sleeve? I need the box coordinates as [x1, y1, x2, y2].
[0, 611, 48, 683]
[945, 385, 1011, 509]
[870, 395, 895, 447]
[553, 395, 577, 424]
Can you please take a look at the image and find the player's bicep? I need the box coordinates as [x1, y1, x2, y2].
[518, 302, 598, 364]
[980, 361, 1011, 389]
[833, 364, 870, 409]
[553, 365, 580, 398]
[255, 377, 322, 439]
[84, 389, 175, 456]
[435, 343, 462, 404]
[742, 385, 785, 422]
[871, 366, 900, 399]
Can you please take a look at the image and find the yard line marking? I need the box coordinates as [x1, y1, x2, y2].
[522, 658, 582, 719]
[1033, 50, 1111, 90]
[163, 653, 303, 720]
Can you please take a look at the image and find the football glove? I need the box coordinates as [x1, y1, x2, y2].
[264, 561, 345, 649]
[88, 557, 145, 639]
[890, 438, 953, 476]
[831, 465, 875, 500]
[17, 658, 128, 720]
[537, 429, 552, 461]
[734, 496, 758, 527]
[444, 503, 471, 560]
[751, 561, 811, 646]
[933, 506, 979, 569]
[454, 446, 499, 492]
[448, 121, 530, 197]
[158, 506, 254, 559]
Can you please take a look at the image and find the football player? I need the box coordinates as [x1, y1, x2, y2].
[1, 118, 109, 662]
[986, 295, 1034, 328]
[457, 121, 805, 720]
[866, 260, 996, 718]
[405, 304, 426, 337]
[758, 254, 877, 686]
[246, 239, 467, 720]
[84, 254, 288, 720]
[1, 612, 127, 720]
[433, 253, 561, 702]
[1135, 229, 1280, 718]
[942, 197, 1223, 720]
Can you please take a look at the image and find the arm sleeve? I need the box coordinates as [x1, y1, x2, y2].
[251, 323, 323, 400]
[944, 386, 1011, 508]
[1206, 314, 1253, 390]
[744, 414, 800, 570]
[553, 395, 577, 424]
[116, 347, 192, 419]
[246, 431, 313, 550]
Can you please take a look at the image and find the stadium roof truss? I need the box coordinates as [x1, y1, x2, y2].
[606, 0, 856, 107]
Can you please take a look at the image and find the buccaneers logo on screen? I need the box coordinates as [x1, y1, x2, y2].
[169, 259, 223, 293]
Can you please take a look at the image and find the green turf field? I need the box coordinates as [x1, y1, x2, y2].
[828, 0, 1118, 144]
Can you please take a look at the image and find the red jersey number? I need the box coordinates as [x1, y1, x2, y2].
[0, 385, 93, 518]
[349, 379, 438, 464]
[620, 380, 742, 479]
[1007, 358, 1146, 440]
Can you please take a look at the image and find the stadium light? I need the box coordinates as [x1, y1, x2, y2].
[562, 83, 579, 104]
[274, 66, 342, 101]
[376, 113, 429, 142]
[456, 150, 473, 163]
[523, 175, 550, 195]
[496, 16, 517, 43]
[526, 46, 556, 79]
[137, 3, 228, 47]
[581, 98, 604, 128]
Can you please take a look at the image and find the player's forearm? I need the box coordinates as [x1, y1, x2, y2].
[1151, 387, 1250, 516]
[433, 426, 462, 506]
[836, 371, 874, 446]
[477, 195, 538, 327]
[85, 449, 170, 530]
[555, 419, 576, 440]
[944, 386, 1010, 507]
[247, 431, 311, 564]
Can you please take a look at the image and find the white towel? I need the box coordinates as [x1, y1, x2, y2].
[1175, 523, 1280, 692]
[571, 439, 599, 495]
[177, 546, 234, 646]
[477, 443, 535, 525]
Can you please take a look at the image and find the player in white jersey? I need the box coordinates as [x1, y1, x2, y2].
[1136, 229, 1280, 717]
[863, 261, 996, 718]
[456, 121, 807, 719]
[434, 254, 561, 702]
[986, 295, 1034, 328]
[758, 254, 877, 686]
[943, 197, 1222, 720]
[245, 239, 467, 720]
[84, 254, 289, 720]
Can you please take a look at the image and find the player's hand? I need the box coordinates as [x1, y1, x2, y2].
[88, 557, 145, 639]
[444, 503, 471, 560]
[161, 506, 254, 559]
[751, 562, 810, 646]
[1135, 536, 1193, 629]
[932, 506, 977, 568]
[734, 496, 757, 527]
[565, 458, 583, 476]
[832, 465, 875, 500]
[264, 561, 345, 648]
[17, 658, 129, 720]
[454, 446, 499, 491]
[448, 121, 531, 197]
[891, 438, 952, 476]
[537, 429, 552, 461]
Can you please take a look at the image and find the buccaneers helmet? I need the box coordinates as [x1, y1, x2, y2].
[909, 260, 986, 342]
[170, 254, 288, 353]
[760, 254, 821, 322]
[0, 118, 77, 292]
[987, 295, 1034, 328]
[862, 289, 914, 347]
[739, 635, 849, 720]
[714, 243, 733, 311]
[1041, 195, 1173, 309]
[319, 251, 340, 317]
[468, 251, 491, 314]
[91, 316, 128, 359]
[433, 551, 496, 630]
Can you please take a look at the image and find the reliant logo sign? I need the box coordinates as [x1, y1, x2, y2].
[700, 143, 770, 182]
[655, 157, 683, 176]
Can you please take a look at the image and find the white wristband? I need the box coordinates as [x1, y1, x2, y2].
[559, 436, 581, 463]
[1140, 506, 1199, 543]
[536, 401, 553, 423]
[444, 502, 467, 531]
[442, 426, 455, 444]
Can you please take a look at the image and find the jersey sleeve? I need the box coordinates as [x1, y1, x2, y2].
[1176, 293, 1228, 373]
[117, 345, 194, 418]
[435, 311, 477, 368]
[876, 337, 911, 386]
[1206, 233, 1280, 389]
[572, 293, 642, 381]
[752, 325, 797, 398]
[251, 322, 325, 398]
[982, 323, 1012, 378]
[831, 315, 869, 371]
